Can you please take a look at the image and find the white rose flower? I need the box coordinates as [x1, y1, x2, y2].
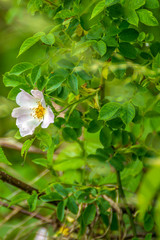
[12, 89, 54, 137]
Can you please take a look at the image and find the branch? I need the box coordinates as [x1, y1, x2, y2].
[0, 170, 59, 206]
[0, 200, 53, 224]
[0, 170, 39, 195]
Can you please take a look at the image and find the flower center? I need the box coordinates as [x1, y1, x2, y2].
[34, 102, 46, 119]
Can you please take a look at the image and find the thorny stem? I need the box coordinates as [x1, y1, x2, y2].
[116, 170, 137, 237]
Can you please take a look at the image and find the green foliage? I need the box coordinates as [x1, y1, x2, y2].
[0, 146, 12, 165]
[1, 0, 160, 238]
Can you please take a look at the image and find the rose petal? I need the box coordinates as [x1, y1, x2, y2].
[12, 107, 32, 118]
[31, 90, 46, 107]
[16, 114, 42, 137]
[16, 89, 37, 108]
[41, 106, 54, 128]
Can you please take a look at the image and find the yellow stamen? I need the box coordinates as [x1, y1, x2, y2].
[34, 102, 46, 119]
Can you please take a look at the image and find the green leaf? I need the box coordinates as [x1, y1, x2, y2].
[32, 158, 48, 167]
[110, 154, 124, 171]
[121, 102, 135, 124]
[67, 110, 83, 128]
[99, 126, 112, 147]
[105, 0, 120, 7]
[67, 196, 78, 214]
[145, 233, 152, 240]
[18, 32, 45, 56]
[88, 120, 103, 133]
[55, 9, 74, 19]
[27, 191, 38, 212]
[31, 65, 41, 84]
[83, 204, 97, 225]
[124, 0, 145, 10]
[96, 40, 107, 56]
[9, 192, 29, 206]
[57, 201, 65, 222]
[119, 28, 139, 42]
[119, 42, 137, 59]
[145, 0, 159, 9]
[10, 62, 33, 75]
[125, 9, 139, 26]
[62, 127, 77, 141]
[21, 138, 35, 160]
[144, 212, 154, 231]
[54, 184, 68, 197]
[99, 102, 121, 121]
[58, 59, 75, 69]
[40, 192, 63, 202]
[54, 158, 85, 171]
[47, 76, 66, 93]
[3, 73, 25, 87]
[37, 131, 52, 148]
[41, 33, 55, 45]
[8, 86, 22, 100]
[137, 9, 159, 26]
[27, 0, 43, 15]
[152, 53, 160, 69]
[68, 74, 79, 95]
[91, 0, 105, 19]
[0, 146, 12, 165]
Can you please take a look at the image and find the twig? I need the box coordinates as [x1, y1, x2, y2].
[102, 195, 122, 218]
[0, 200, 53, 224]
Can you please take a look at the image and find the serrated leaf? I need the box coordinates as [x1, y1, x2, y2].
[0, 146, 12, 165]
[18, 32, 45, 56]
[99, 126, 111, 147]
[10, 62, 33, 75]
[124, 0, 145, 10]
[55, 9, 74, 19]
[83, 204, 96, 225]
[97, 40, 107, 56]
[40, 192, 63, 202]
[54, 184, 68, 197]
[3, 73, 25, 87]
[119, 42, 137, 59]
[47, 76, 66, 93]
[41, 33, 55, 45]
[62, 127, 77, 141]
[31, 65, 41, 84]
[27, 191, 38, 212]
[67, 196, 78, 214]
[125, 9, 139, 26]
[137, 9, 159, 26]
[121, 102, 135, 124]
[99, 102, 121, 121]
[68, 74, 79, 95]
[91, 0, 105, 19]
[57, 201, 65, 221]
[21, 138, 35, 160]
